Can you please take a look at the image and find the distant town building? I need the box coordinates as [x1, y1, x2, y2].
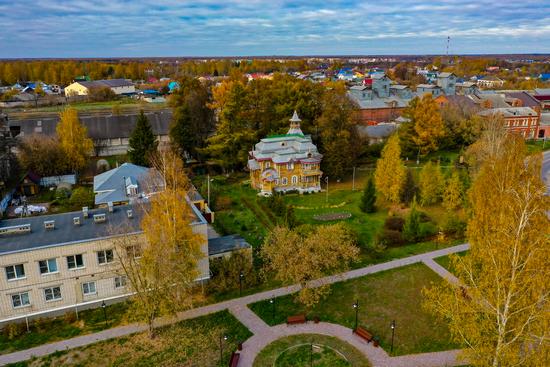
[64, 79, 135, 96]
[476, 75, 505, 89]
[248, 111, 322, 195]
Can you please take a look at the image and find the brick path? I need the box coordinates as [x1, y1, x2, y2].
[0, 243, 469, 366]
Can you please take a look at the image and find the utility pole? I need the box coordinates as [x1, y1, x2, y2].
[352, 166, 356, 191]
[207, 174, 211, 207]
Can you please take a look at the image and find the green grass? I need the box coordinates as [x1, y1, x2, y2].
[249, 263, 459, 356]
[434, 251, 468, 274]
[9, 310, 251, 367]
[254, 334, 370, 367]
[0, 302, 131, 355]
[526, 139, 550, 153]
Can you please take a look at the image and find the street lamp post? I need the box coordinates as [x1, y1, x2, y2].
[353, 300, 359, 331]
[352, 166, 356, 191]
[390, 320, 396, 353]
[239, 271, 244, 296]
[325, 176, 329, 203]
[270, 298, 275, 321]
[219, 334, 227, 366]
[101, 300, 107, 327]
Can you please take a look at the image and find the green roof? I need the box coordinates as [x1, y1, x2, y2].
[265, 133, 305, 139]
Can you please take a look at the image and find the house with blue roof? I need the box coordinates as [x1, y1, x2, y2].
[93, 163, 163, 206]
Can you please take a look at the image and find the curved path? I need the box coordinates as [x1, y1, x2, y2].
[236, 319, 462, 367]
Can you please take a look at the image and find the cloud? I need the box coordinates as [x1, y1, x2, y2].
[0, 0, 548, 57]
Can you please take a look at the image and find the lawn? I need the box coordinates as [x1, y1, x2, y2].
[253, 334, 371, 367]
[526, 139, 550, 153]
[8, 310, 251, 367]
[249, 263, 460, 356]
[0, 302, 131, 355]
[433, 251, 468, 275]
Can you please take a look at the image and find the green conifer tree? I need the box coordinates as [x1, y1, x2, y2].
[403, 197, 421, 242]
[128, 110, 158, 166]
[360, 176, 376, 213]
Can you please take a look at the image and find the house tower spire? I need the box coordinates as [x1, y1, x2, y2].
[287, 110, 303, 135]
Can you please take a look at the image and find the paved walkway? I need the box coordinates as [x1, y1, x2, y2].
[422, 258, 461, 285]
[238, 321, 463, 367]
[0, 243, 469, 366]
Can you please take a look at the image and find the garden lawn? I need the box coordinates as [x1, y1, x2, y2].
[0, 302, 131, 355]
[249, 263, 460, 356]
[434, 251, 468, 275]
[254, 334, 371, 367]
[8, 310, 251, 367]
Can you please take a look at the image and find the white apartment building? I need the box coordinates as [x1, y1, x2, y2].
[0, 202, 209, 325]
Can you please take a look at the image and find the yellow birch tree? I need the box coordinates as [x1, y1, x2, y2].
[443, 171, 464, 211]
[56, 107, 93, 172]
[418, 161, 444, 206]
[374, 134, 406, 204]
[113, 150, 204, 337]
[423, 134, 550, 366]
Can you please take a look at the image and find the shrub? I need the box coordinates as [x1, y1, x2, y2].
[442, 215, 467, 238]
[376, 229, 405, 247]
[3, 323, 24, 340]
[384, 216, 405, 231]
[64, 311, 77, 324]
[69, 187, 94, 209]
[418, 222, 438, 239]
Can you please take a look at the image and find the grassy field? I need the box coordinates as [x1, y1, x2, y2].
[526, 139, 550, 153]
[433, 251, 468, 274]
[249, 263, 459, 356]
[253, 334, 371, 367]
[0, 302, 131, 355]
[8, 310, 251, 367]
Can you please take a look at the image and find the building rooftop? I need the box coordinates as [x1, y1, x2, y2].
[479, 106, 538, 117]
[78, 79, 134, 89]
[0, 199, 206, 256]
[10, 110, 171, 140]
[208, 235, 251, 256]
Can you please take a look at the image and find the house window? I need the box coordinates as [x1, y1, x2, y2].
[44, 286, 62, 302]
[39, 259, 58, 275]
[292, 176, 298, 184]
[114, 275, 127, 289]
[5, 264, 25, 281]
[82, 282, 96, 296]
[282, 177, 288, 185]
[265, 162, 270, 169]
[126, 245, 142, 259]
[67, 254, 84, 270]
[11, 292, 30, 308]
[97, 250, 114, 265]
[287, 163, 294, 170]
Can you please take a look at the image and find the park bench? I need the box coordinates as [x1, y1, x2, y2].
[229, 352, 240, 367]
[353, 326, 374, 343]
[287, 314, 307, 325]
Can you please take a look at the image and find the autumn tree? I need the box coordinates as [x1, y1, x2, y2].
[317, 82, 362, 178]
[374, 134, 406, 204]
[114, 150, 205, 337]
[360, 175, 376, 213]
[442, 171, 464, 211]
[56, 108, 93, 173]
[261, 224, 359, 308]
[402, 94, 446, 155]
[418, 161, 444, 206]
[17, 135, 68, 176]
[423, 134, 550, 367]
[128, 110, 158, 167]
[169, 77, 214, 161]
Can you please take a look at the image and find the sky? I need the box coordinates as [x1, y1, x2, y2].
[1, 0, 549, 58]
